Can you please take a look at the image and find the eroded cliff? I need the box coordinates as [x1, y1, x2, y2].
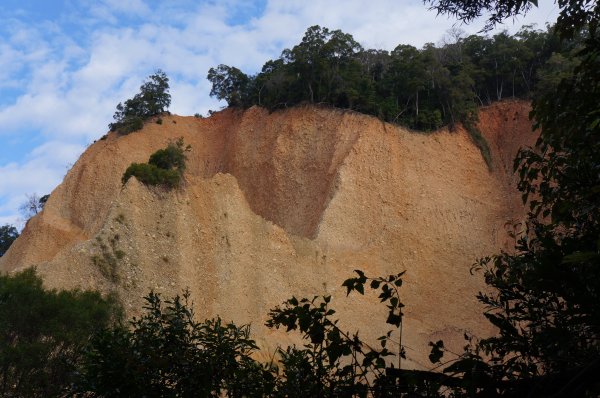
[0, 100, 537, 368]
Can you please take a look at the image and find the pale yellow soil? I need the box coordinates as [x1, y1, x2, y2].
[0, 101, 536, 369]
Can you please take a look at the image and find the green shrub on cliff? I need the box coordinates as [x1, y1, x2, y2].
[122, 138, 190, 188]
[148, 138, 189, 172]
[122, 163, 181, 188]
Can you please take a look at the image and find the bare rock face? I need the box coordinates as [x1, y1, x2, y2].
[0, 101, 536, 368]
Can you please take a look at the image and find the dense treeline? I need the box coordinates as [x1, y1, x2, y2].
[208, 24, 580, 131]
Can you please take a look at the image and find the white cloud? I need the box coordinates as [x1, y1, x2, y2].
[0, 141, 84, 227]
[102, 0, 151, 16]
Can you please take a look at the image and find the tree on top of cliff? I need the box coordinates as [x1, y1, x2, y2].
[206, 23, 574, 137]
[207, 64, 251, 107]
[109, 70, 171, 134]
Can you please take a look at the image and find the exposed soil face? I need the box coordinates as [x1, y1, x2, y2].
[223, 106, 363, 238]
[477, 99, 539, 186]
[0, 101, 536, 368]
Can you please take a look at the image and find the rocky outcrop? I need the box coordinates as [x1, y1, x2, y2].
[0, 100, 536, 368]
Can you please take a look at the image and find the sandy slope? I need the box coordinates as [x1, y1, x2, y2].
[0, 100, 536, 368]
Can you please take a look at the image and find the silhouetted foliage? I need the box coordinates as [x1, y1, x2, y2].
[109, 70, 171, 134]
[426, 0, 537, 32]
[425, 0, 599, 39]
[0, 269, 121, 398]
[74, 271, 415, 397]
[76, 290, 274, 397]
[0, 224, 19, 257]
[267, 270, 409, 396]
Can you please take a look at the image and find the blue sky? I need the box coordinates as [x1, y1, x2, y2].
[0, 0, 559, 227]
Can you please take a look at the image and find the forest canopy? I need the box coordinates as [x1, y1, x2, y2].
[207, 24, 579, 131]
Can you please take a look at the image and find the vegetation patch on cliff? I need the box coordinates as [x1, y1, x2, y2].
[122, 137, 190, 188]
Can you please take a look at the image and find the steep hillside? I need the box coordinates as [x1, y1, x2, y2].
[0, 100, 536, 368]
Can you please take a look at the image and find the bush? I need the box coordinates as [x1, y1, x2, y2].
[148, 138, 188, 172]
[122, 163, 182, 188]
[75, 291, 273, 397]
[114, 115, 144, 135]
[122, 138, 190, 188]
[75, 271, 409, 396]
[0, 269, 121, 397]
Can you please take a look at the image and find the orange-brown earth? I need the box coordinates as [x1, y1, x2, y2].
[0, 100, 537, 368]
